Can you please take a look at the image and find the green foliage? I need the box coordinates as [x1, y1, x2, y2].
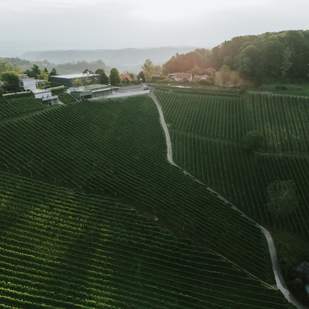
[82, 68, 94, 74]
[25, 64, 41, 78]
[53, 59, 110, 76]
[0, 170, 291, 308]
[151, 75, 166, 82]
[137, 71, 145, 83]
[72, 78, 83, 88]
[0, 96, 277, 284]
[95, 68, 109, 84]
[1, 71, 20, 91]
[51, 87, 68, 96]
[266, 180, 299, 228]
[293, 278, 303, 292]
[58, 93, 76, 104]
[0, 59, 21, 75]
[49, 67, 58, 81]
[244, 130, 264, 152]
[37, 69, 49, 81]
[155, 90, 309, 237]
[109, 68, 121, 86]
[142, 59, 154, 82]
[162, 30, 309, 83]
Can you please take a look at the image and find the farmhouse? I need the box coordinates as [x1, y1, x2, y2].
[193, 74, 210, 81]
[120, 74, 132, 84]
[50, 72, 100, 87]
[168, 72, 192, 82]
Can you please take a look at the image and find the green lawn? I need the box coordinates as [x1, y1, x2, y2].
[260, 83, 309, 96]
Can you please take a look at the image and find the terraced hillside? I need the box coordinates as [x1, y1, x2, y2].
[155, 90, 309, 236]
[0, 172, 292, 309]
[0, 94, 293, 308]
[0, 93, 46, 120]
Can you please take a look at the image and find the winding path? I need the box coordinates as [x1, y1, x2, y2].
[148, 88, 308, 309]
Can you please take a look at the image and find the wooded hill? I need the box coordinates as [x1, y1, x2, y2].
[162, 30, 309, 83]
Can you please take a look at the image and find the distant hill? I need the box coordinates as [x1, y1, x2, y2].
[21, 47, 197, 73]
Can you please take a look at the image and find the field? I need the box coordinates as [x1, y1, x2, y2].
[0, 171, 292, 309]
[155, 90, 309, 235]
[0, 92, 305, 309]
[0, 94, 295, 308]
[259, 83, 309, 96]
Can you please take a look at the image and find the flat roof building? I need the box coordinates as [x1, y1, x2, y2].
[50, 72, 100, 87]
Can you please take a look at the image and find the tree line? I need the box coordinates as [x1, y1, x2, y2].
[162, 30, 309, 84]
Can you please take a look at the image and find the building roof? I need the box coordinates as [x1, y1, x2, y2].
[120, 74, 132, 82]
[174, 73, 192, 79]
[194, 74, 210, 80]
[52, 73, 99, 79]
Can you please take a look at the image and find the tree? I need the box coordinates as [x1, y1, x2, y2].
[281, 47, 293, 79]
[129, 73, 136, 82]
[49, 68, 58, 76]
[83, 68, 94, 74]
[142, 59, 154, 82]
[109, 68, 121, 86]
[244, 130, 264, 152]
[80, 76, 91, 87]
[1, 71, 20, 91]
[26, 64, 41, 78]
[153, 65, 162, 75]
[95, 69, 109, 84]
[266, 180, 299, 228]
[37, 69, 49, 81]
[137, 71, 145, 83]
[72, 78, 83, 89]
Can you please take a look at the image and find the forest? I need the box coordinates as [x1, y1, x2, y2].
[162, 30, 309, 84]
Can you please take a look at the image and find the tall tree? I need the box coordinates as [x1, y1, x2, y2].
[95, 69, 109, 84]
[137, 71, 145, 83]
[49, 68, 58, 76]
[266, 180, 299, 228]
[109, 68, 121, 86]
[32, 64, 41, 78]
[142, 59, 154, 82]
[37, 69, 49, 81]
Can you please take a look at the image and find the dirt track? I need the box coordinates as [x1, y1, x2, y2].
[148, 87, 308, 309]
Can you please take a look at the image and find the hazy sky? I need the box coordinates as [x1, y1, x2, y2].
[1, 0, 309, 53]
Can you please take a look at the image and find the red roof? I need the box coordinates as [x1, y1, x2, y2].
[174, 73, 192, 79]
[120, 74, 132, 82]
[194, 74, 209, 80]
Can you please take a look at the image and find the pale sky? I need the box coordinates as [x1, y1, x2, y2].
[1, 0, 309, 54]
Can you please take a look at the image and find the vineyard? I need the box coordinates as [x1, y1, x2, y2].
[0, 95, 46, 121]
[58, 93, 78, 104]
[155, 90, 309, 236]
[0, 172, 291, 308]
[0, 94, 294, 307]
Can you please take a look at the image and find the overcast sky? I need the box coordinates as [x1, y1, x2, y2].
[1, 0, 309, 54]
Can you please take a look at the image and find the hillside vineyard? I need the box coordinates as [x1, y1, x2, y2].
[0, 94, 293, 308]
[156, 90, 309, 235]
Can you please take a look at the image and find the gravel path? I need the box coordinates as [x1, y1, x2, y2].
[148, 87, 308, 309]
